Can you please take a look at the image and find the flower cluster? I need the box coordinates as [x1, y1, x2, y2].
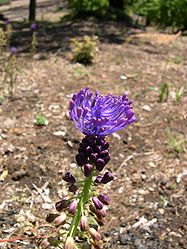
[69, 87, 135, 137]
[43, 88, 135, 249]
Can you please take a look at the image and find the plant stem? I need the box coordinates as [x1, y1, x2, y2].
[68, 171, 94, 237]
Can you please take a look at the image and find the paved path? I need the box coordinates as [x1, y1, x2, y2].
[0, 0, 59, 21]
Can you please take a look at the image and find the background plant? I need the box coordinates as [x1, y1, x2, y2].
[129, 0, 187, 29]
[71, 36, 98, 65]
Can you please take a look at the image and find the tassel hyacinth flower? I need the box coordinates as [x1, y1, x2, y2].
[44, 87, 135, 248]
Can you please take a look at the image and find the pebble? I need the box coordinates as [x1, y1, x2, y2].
[119, 233, 131, 245]
[142, 105, 151, 112]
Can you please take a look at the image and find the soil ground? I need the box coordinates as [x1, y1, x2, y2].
[0, 1, 187, 248]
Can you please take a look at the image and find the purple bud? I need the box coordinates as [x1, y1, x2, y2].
[94, 145, 102, 153]
[80, 216, 89, 231]
[89, 228, 101, 241]
[99, 150, 109, 158]
[41, 238, 50, 249]
[69, 200, 77, 214]
[105, 155, 111, 164]
[96, 217, 105, 226]
[89, 153, 98, 163]
[76, 153, 87, 166]
[96, 137, 105, 146]
[62, 172, 76, 184]
[55, 198, 70, 212]
[45, 213, 59, 223]
[98, 194, 110, 205]
[84, 164, 93, 177]
[31, 23, 37, 31]
[96, 158, 106, 171]
[92, 197, 103, 210]
[103, 141, 109, 150]
[95, 175, 103, 184]
[86, 146, 92, 155]
[10, 47, 17, 54]
[96, 209, 107, 218]
[69, 184, 78, 193]
[101, 171, 114, 184]
[64, 237, 75, 249]
[53, 213, 66, 227]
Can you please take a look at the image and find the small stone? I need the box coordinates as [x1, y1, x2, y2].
[120, 75, 127, 80]
[142, 105, 151, 112]
[119, 234, 131, 245]
[53, 131, 66, 137]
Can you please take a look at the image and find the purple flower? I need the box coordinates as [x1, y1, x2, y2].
[69, 87, 136, 137]
[10, 47, 17, 54]
[30, 23, 37, 31]
[5, 18, 10, 25]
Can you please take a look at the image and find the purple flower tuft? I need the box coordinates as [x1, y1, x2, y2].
[10, 47, 17, 54]
[5, 18, 10, 25]
[30, 23, 37, 31]
[69, 87, 136, 137]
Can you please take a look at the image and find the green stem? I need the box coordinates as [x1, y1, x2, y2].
[68, 171, 94, 237]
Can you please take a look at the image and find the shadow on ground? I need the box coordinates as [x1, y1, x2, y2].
[8, 16, 133, 54]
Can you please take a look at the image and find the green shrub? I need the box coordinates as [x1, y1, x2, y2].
[67, 0, 108, 16]
[131, 0, 187, 29]
[71, 36, 98, 65]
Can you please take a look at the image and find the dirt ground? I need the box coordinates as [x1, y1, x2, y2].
[0, 1, 187, 249]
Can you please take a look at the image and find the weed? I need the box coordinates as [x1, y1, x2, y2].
[159, 83, 169, 102]
[168, 136, 184, 154]
[34, 114, 48, 126]
[71, 36, 98, 65]
[160, 195, 168, 207]
[173, 54, 183, 64]
[0, 28, 19, 97]
[174, 84, 184, 103]
[73, 65, 89, 78]
[165, 128, 185, 154]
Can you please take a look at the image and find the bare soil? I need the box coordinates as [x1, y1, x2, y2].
[0, 1, 187, 248]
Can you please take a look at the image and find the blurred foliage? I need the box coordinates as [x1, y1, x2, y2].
[71, 36, 98, 65]
[67, 0, 109, 16]
[67, 0, 187, 29]
[129, 0, 187, 29]
[0, 0, 11, 6]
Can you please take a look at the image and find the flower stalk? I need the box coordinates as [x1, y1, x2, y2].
[68, 170, 94, 237]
